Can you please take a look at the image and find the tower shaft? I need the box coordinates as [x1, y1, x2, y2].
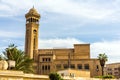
[25, 7, 40, 59]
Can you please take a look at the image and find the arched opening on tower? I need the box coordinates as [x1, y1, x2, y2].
[33, 29, 37, 50]
[33, 38, 36, 49]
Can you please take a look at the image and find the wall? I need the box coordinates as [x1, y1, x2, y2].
[63, 77, 118, 80]
[0, 70, 118, 80]
[57, 69, 90, 77]
[0, 70, 49, 80]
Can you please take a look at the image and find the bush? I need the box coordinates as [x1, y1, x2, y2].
[49, 73, 63, 80]
[94, 76, 103, 78]
[103, 75, 115, 79]
[94, 75, 115, 79]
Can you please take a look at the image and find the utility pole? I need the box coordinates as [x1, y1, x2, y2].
[68, 52, 71, 68]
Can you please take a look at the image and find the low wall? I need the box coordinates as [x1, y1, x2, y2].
[0, 70, 49, 80]
[63, 77, 119, 80]
[57, 69, 90, 78]
[0, 70, 119, 80]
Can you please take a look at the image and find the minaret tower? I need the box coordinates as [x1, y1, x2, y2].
[25, 7, 40, 59]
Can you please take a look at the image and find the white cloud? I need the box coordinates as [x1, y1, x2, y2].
[39, 38, 84, 49]
[38, 38, 120, 63]
[91, 40, 120, 63]
[0, 37, 119, 63]
[0, 30, 24, 38]
[0, 0, 120, 22]
[0, 0, 120, 64]
[0, 0, 33, 16]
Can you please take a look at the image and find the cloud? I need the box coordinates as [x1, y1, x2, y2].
[39, 0, 120, 22]
[0, 30, 24, 38]
[91, 40, 120, 63]
[38, 38, 120, 63]
[0, 39, 24, 55]
[0, 0, 120, 22]
[0, 0, 120, 64]
[39, 38, 84, 49]
[0, 0, 33, 17]
[0, 37, 119, 63]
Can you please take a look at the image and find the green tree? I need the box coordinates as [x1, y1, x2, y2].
[49, 73, 63, 80]
[0, 44, 34, 73]
[98, 53, 108, 76]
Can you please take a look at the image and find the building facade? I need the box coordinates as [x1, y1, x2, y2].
[105, 63, 120, 78]
[25, 7, 102, 77]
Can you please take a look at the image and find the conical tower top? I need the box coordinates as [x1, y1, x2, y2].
[25, 7, 40, 19]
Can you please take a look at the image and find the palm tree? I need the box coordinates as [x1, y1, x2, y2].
[98, 53, 108, 76]
[0, 44, 34, 73]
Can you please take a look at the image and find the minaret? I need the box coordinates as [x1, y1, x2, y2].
[25, 7, 40, 59]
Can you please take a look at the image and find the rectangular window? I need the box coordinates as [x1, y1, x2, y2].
[48, 58, 51, 62]
[114, 72, 118, 74]
[108, 68, 112, 71]
[77, 64, 82, 69]
[56, 64, 61, 69]
[96, 65, 99, 71]
[42, 65, 44, 70]
[42, 65, 50, 70]
[45, 58, 47, 62]
[42, 58, 45, 62]
[70, 64, 75, 69]
[42, 58, 51, 62]
[48, 65, 50, 70]
[114, 68, 118, 70]
[84, 64, 89, 70]
[45, 65, 47, 70]
[110, 72, 112, 75]
[64, 64, 68, 69]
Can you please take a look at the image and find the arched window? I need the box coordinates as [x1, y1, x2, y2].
[36, 20, 39, 24]
[33, 30, 37, 34]
[33, 38, 35, 49]
[30, 18, 32, 22]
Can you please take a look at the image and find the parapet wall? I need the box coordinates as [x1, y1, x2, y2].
[0, 70, 118, 80]
[0, 70, 49, 80]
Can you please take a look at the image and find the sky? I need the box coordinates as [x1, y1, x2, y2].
[0, 0, 120, 63]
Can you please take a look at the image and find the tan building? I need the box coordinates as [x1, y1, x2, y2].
[57, 68, 90, 78]
[24, 7, 102, 77]
[105, 63, 120, 78]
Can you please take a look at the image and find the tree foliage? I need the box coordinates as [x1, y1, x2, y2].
[49, 73, 63, 80]
[0, 44, 34, 73]
[98, 53, 108, 61]
[98, 53, 108, 76]
[94, 75, 115, 79]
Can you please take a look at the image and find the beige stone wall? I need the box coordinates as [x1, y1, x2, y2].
[0, 70, 117, 80]
[57, 69, 90, 77]
[54, 59, 102, 77]
[74, 44, 90, 59]
[38, 44, 90, 60]
[37, 44, 102, 77]
[0, 70, 49, 80]
[63, 77, 118, 80]
[105, 63, 120, 78]
[37, 55, 101, 77]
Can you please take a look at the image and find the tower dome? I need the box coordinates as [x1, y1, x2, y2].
[25, 7, 40, 19]
[29, 7, 38, 14]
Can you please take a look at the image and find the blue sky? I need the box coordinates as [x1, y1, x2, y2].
[0, 0, 120, 63]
